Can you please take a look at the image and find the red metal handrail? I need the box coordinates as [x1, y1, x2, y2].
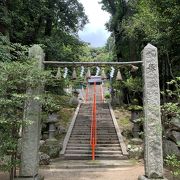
[90, 82, 97, 160]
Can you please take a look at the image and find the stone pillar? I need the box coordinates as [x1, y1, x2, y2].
[17, 45, 44, 180]
[139, 44, 167, 180]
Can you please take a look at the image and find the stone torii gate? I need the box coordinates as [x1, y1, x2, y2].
[16, 44, 167, 180]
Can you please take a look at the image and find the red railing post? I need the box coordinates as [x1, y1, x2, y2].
[94, 82, 96, 93]
[94, 82, 96, 146]
[90, 82, 97, 160]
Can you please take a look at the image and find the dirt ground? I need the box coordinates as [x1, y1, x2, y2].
[40, 165, 144, 180]
[0, 164, 173, 180]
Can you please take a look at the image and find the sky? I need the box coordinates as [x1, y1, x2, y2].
[78, 0, 110, 47]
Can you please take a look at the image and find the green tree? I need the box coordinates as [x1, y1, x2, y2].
[79, 45, 113, 62]
[100, 0, 128, 60]
[0, 38, 51, 179]
[0, 0, 88, 62]
[122, 0, 180, 98]
[101, 0, 180, 103]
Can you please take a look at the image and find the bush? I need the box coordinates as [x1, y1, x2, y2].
[165, 154, 180, 178]
[104, 93, 111, 99]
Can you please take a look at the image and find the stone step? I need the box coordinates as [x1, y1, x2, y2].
[71, 133, 116, 135]
[72, 131, 117, 134]
[73, 126, 115, 128]
[71, 134, 117, 137]
[72, 131, 117, 133]
[74, 124, 114, 126]
[70, 137, 117, 139]
[70, 136, 118, 139]
[75, 120, 113, 123]
[76, 116, 92, 117]
[74, 122, 113, 124]
[70, 136, 117, 138]
[74, 124, 115, 129]
[65, 150, 122, 155]
[69, 139, 119, 142]
[75, 118, 91, 120]
[97, 136, 118, 139]
[46, 159, 134, 169]
[71, 134, 117, 136]
[74, 122, 91, 124]
[97, 120, 114, 122]
[72, 130, 116, 132]
[68, 140, 120, 144]
[96, 113, 111, 114]
[72, 131, 116, 133]
[75, 117, 112, 119]
[68, 142, 120, 145]
[66, 146, 121, 151]
[72, 128, 115, 131]
[67, 144, 91, 147]
[78, 109, 92, 110]
[73, 125, 91, 127]
[70, 135, 118, 138]
[96, 119, 114, 124]
[88, 119, 112, 121]
[64, 154, 127, 160]
[67, 143, 121, 147]
[77, 115, 112, 116]
[73, 127, 115, 129]
[97, 117, 112, 118]
[97, 122, 114, 124]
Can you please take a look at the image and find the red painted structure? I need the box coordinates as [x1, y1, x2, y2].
[90, 82, 97, 160]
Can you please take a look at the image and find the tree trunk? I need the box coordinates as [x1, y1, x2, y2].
[44, 0, 54, 36]
[45, 17, 53, 36]
[114, 28, 123, 61]
[129, 39, 137, 61]
[0, 0, 10, 38]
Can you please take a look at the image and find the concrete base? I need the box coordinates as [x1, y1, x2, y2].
[15, 175, 44, 180]
[138, 175, 168, 180]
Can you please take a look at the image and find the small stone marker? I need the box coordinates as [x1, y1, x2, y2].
[16, 45, 44, 180]
[139, 44, 167, 180]
[46, 113, 58, 141]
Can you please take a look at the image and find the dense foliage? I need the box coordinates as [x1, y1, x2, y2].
[0, 1, 88, 177]
[0, 0, 88, 61]
[79, 45, 113, 62]
[100, 0, 180, 104]
[0, 37, 51, 178]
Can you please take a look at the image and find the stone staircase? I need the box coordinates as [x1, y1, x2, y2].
[61, 85, 128, 160]
[87, 84, 103, 103]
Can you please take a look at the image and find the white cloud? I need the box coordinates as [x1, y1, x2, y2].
[78, 0, 110, 47]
